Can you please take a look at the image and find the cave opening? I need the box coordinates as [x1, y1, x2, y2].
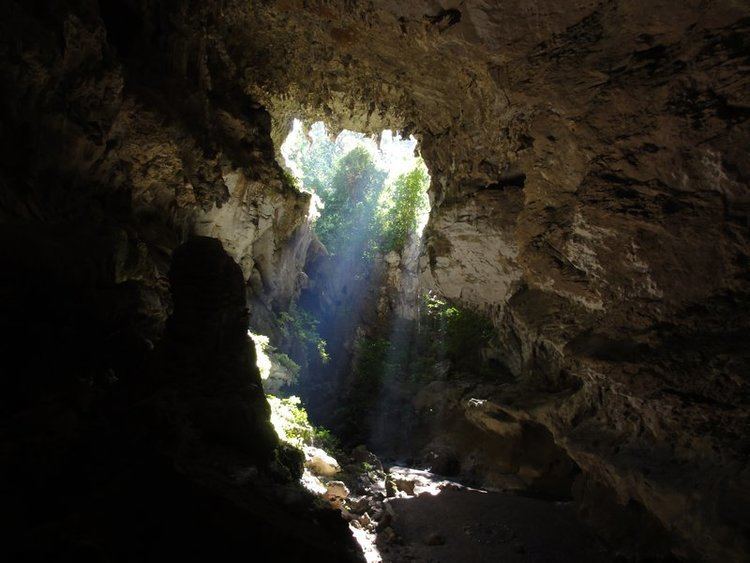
[246, 119, 436, 561]
[253, 119, 432, 450]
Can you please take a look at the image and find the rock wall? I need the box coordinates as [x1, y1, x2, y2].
[231, 1, 749, 559]
[0, 0, 316, 331]
[1, 0, 748, 560]
[0, 1, 357, 560]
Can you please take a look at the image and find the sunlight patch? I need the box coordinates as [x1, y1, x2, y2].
[248, 331, 272, 380]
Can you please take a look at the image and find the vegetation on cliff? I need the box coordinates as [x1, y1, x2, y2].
[283, 120, 430, 257]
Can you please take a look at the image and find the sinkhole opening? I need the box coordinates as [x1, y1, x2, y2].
[282, 119, 432, 248]
[258, 119, 435, 446]
[254, 120, 508, 464]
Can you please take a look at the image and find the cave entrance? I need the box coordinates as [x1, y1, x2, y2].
[248, 120, 433, 561]
[281, 119, 431, 241]
[255, 118, 432, 448]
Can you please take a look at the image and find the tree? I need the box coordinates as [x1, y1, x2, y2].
[380, 166, 430, 252]
[299, 132, 340, 193]
[287, 124, 430, 258]
[315, 146, 387, 258]
[283, 122, 342, 194]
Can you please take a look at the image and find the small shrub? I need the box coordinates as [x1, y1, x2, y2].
[316, 339, 330, 364]
[273, 352, 301, 380]
[267, 394, 341, 458]
[313, 426, 340, 453]
[267, 395, 313, 447]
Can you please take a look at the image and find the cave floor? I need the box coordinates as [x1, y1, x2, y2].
[376, 474, 609, 562]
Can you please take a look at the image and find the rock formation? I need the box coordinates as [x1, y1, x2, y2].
[1, 0, 748, 560]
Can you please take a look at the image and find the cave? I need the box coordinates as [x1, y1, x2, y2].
[1, 1, 748, 562]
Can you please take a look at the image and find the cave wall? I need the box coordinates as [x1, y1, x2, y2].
[228, 1, 750, 559]
[0, 1, 359, 559]
[1, 0, 748, 560]
[0, 0, 316, 332]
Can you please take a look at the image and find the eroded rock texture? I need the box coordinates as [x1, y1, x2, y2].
[0, 1, 356, 560]
[1, 0, 748, 560]
[240, 3, 750, 559]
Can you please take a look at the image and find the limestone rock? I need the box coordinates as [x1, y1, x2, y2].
[300, 469, 328, 496]
[464, 398, 523, 438]
[325, 481, 350, 509]
[304, 446, 342, 477]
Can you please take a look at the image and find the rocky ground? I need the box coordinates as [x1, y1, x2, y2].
[301, 445, 610, 563]
[383, 488, 608, 563]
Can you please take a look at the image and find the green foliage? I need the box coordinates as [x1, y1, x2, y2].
[284, 124, 342, 193]
[312, 426, 340, 454]
[331, 298, 496, 442]
[380, 166, 430, 252]
[278, 303, 329, 364]
[278, 304, 314, 343]
[267, 395, 334, 443]
[316, 340, 330, 364]
[315, 146, 387, 258]
[329, 335, 392, 444]
[287, 123, 430, 260]
[421, 292, 495, 368]
[280, 167, 301, 191]
[344, 294, 495, 387]
[314, 152, 429, 258]
[273, 352, 301, 380]
[274, 351, 299, 373]
[250, 331, 301, 388]
[267, 394, 341, 459]
[267, 395, 314, 447]
[353, 336, 391, 389]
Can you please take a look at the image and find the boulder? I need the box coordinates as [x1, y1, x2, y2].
[324, 481, 350, 509]
[304, 446, 341, 477]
